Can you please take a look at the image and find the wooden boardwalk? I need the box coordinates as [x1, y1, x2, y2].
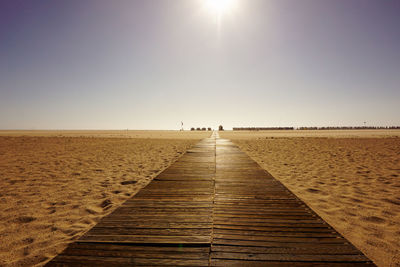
[47, 132, 374, 266]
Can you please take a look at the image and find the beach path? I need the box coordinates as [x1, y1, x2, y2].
[46, 132, 374, 266]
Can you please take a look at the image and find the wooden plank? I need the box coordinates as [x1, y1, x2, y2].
[211, 244, 362, 255]
[135, 192, 213, 196]
[62, 248, 209, 259]
[130, 196, 213, 201]
[211, 252, 370, 262]
[85, 228, 211, 236]
[99, 214, 212, 220]
[122, 203, 213, 208]
[213, 209, 313, 215]
[212, 229, 337, 237]
[211, 259, 373, 267]
[111, 207, 212, 214]
[214, 196, 298, 201]
[213, 213, 317, 219]
[49, 255, 209, 266]
[95, 222, 212, 229]
[214, 201, 303, 205]
[213, 221, 329, 228]
[213, 234, 343, 244]
[98, 217, 211, 223]
[100, 219, 212, 225]
[213, 224, 333, 232]
[121, 204, 213, 209]
[213, 217, 324, 224]
[212, 238, 350, 247]
[214, 199, 302, 204]
[79, 235, 211, 243]
[213, 234, 345, 243]
[69, 242, 210, 252]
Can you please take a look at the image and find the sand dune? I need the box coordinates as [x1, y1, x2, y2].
[0, 131, 209, 267]
[221, 130, 400, 267]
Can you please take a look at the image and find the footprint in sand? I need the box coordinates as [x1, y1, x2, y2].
[23, 246, 30, 256]
[14, 216, 36, 223]
[100, 199, 112, 209]
[82, 219, 93, 225]
[344, 211, 357, 217]
[349, 197, 363, 203]
[120, 180, 137, 185]
[85, 207, 100, 215]
[382, 198, 400, 206]
[361, 216, 386, 224]
[48, 208, 56, 214]
[306, 188, 320, 193]
[23, 237, 34, 244]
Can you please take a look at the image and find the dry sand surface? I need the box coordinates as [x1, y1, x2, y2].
[220, 130, 400, 267]
[0, 130, 210, 139]
[0, 131, 209, 267]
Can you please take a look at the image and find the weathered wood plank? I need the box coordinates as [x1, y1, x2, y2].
[213, 217, 324, 224]
[212, 238, 352, 247]
[211, 259, 373, 267]
[69, 242, 210, 252]
[211, 244, 362, 255]
[213, 229, 337, 237]
[99, 215, 212, 220]
[86, 228, 212, 236]
[79, 235, 211, 243]
[214, 213, 318, 219]
[212, 252, 370, 262]
[95, 222, 212, 228]
[62, 248, 209, 259]
[213, 224, 333, 232]
[130, 196, 213, 201]
[49, 255, 209, 266]
[213, 234, 345, 243]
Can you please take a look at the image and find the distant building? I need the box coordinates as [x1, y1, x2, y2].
[219, 125, 224, 131]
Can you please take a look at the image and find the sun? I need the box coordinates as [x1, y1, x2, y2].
[205, 0, 237, 16]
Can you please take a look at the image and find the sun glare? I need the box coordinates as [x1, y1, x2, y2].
[205, 0, 237, 16]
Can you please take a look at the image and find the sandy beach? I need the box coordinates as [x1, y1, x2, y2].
[220, 130, 400, 267]
[1, 130, 399, 266]
[0, 131, 209, 267]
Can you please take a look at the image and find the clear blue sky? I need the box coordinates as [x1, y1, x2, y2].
[1, 0, 399, 130]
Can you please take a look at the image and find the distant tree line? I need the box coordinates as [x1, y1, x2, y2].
[191, 127, 212, 131]
[233, 127, 294, 131]
[233, 126, 400, 131]
[297, 126, 400, 130]
[190, 125, 225, 131]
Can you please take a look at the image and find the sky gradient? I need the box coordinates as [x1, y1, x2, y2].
[1, 0, 399, 130]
